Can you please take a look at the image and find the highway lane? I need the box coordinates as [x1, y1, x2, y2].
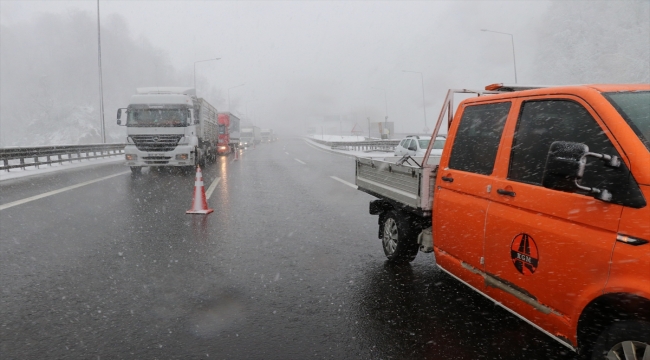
[0, 138, 576, 359]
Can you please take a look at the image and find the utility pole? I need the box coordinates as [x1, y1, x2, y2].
[481, 29, 518, 83]
[96, 0, 105, 143]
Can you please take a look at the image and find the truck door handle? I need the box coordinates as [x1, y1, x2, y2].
[497, 189, 516, 197]
[441, 176, 454, 183]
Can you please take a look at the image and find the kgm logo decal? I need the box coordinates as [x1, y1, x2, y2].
[510, 233, 538, 276]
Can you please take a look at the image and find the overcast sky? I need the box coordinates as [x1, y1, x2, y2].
[2, 1, 556, 134]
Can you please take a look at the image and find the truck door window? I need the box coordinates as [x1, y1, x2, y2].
[448, 102, 511, 175]
[507, 100, 642, 203]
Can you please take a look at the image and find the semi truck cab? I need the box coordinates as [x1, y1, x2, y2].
[117, 87, 216, 174]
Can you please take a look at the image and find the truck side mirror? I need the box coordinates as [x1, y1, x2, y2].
[408, 144, 417, 151]
[542, 141, 588, 192]
[116, 108, 127, 126]
[543, 141, 626, 203]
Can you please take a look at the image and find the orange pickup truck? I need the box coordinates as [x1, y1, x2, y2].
[355, 84, 649, 359]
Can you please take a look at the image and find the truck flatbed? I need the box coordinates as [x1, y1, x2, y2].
[355, 156, 438, 216]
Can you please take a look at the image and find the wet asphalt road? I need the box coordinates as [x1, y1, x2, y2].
[0, 138, 578, 359]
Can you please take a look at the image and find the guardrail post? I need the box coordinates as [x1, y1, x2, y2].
[20, 157, 25, 169]
[34, 155, 39, 169]
[68, 153, 72, 163]
[3, 159, 8, 172]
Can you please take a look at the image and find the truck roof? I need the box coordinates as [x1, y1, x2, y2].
[484, 83, 649, 93]
[463, 84, 650, 105]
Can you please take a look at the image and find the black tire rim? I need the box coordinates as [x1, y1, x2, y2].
[382, 218, 398, 255]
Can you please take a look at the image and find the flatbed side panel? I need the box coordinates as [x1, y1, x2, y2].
[355, 157, 422, 209]
[419, 167, 438, 211]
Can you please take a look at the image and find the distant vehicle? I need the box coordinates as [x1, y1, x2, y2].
[240, 126, 261, 147]
[356, 83, 650, 359]
[261, 129, 273, 142]
[117, 87, 218, 174]
[394, 135, 445, 157]
[217, 112, 240, 155]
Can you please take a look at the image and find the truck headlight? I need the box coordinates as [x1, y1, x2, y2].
[175, 154, 189, 160]
[125, 154, 137, 160]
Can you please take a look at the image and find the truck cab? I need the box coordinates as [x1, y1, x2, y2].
[117, 87, 217, 174]
[438, 84, 649, 358]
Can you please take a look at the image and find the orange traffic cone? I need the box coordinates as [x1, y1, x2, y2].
[186, 166, 214, 215]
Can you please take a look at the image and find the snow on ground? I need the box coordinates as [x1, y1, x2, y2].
[307, 135, 369, 142]
[304, 137, 397, 160]
[0, 156, 124, 182]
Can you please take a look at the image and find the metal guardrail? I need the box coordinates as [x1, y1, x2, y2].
[0, 144, 126, 171]
[309, 138, 400, 152]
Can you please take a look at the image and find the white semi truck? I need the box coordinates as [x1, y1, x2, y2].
[261, 128, 272, 142]
[239, 126, 261, 147]
[117, 87, 218, 174]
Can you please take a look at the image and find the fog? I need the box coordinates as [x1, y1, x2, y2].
[1, 1, 648, 146]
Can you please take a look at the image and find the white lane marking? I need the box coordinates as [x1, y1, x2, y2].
[294, 158, 306, 165]
[205, 177, 221, 199]
[330, 176, 357, 189]
[0, 171, 131, 211]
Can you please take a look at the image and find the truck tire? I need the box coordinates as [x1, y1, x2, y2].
[130, 166, 142, 176]
[590, 320, 650, 360]
[380, 210, 419, 263]
[207, 146, 215, 163]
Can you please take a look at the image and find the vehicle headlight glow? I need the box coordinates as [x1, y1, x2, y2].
[175, 154, 189, 160]
[125, 154, 137, 160]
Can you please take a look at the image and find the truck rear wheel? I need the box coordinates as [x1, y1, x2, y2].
[590, 320, 650, 360]
[380, 210, 419, 263]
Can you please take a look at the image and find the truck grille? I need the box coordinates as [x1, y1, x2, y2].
[131, 135, 183, 152]
[142, 156, 172, 165]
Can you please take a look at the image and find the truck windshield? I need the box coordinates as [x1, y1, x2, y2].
[604, 91, 650, 151]
[127, 108, 189, 127]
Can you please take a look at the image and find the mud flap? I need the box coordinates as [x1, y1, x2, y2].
[417, 227, 433, 253]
